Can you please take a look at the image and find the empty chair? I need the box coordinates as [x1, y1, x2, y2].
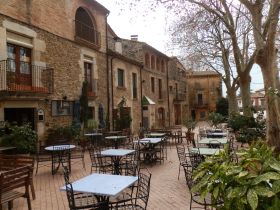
[176, 144, 192, 179]
[88, 146, 113, 174]
[62, 166, 108, 210]
[70, 143, 86, 169]
[109, 169, 152, 210]
[35, 141, 52, 174]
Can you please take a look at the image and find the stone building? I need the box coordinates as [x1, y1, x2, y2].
[0, 0, 109, 139]
[168, 57, 189, 125]
[107, 29, 143, 134]
[117, 37, 170, 129]
[187, 70, 222, 121]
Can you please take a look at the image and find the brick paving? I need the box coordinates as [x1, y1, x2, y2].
[9, 143, 192, 210]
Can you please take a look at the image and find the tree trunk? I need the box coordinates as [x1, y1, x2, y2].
[259, 49, 280, 152]
[227, 88, 238, 116]
[239, 74, 252, 117]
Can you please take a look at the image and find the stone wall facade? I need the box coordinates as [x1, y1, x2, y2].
[187, 71, 222, 121]
[0, 0, 109, 140]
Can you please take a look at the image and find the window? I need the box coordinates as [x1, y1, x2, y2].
[51, 100, 73, 116]
[84, 62, 93, 92]
[200, 111, 206, 119]
[151, 77, 155, 92]
[7, 43, 32, 85]
[75, 7, 99, 46]
[197, 93, 203, 105]
[175, 83, 178, 95]
[151, 55, 155, 69]
[117, 69, 125, 87]
[161, 60, 165, 72]
[132, 73, 137, 99]
[156, 58, 160, 70]
[145, 53, 150, 68]
[158, 79, 162, 99]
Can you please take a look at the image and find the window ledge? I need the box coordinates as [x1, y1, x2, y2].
[117, 86, 126, 90]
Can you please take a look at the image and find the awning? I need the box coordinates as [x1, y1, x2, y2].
[142, 96, 156, 105]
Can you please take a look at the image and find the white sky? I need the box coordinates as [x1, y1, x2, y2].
[97, 0, 264, 93]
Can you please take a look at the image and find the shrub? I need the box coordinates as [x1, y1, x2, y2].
[192, 141, 280, 210]
[0, 124, 37, 154]
[47, 124, 81, 144]
[208, 112, 225, 128]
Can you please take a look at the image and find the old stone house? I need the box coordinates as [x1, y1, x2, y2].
[168, 57, 189, 125]
[0, 0, 109, 139]
[187, 70, 222, 121]
[117, 37, 170, 129]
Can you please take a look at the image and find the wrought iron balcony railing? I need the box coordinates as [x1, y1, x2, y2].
[0, 60, 53, 94]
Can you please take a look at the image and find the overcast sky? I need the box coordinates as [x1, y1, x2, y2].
[97, 0, 264, 93]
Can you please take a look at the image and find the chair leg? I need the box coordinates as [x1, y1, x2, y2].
[27, 195, 32, 210]
[30, 180, 36, 200]
[178, 165, 181, 180]
[35, 161, 39, 175]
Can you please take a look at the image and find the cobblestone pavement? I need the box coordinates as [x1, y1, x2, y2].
[10, 143, 192, 210]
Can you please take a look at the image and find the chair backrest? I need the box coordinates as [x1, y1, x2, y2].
[63, 166, 76, 210]
[0, 165, 31, 196]
[136, 169, 152, 210]
[176, 144, 186, 164]
[0, 154, 34, 172]
[123, 161, 139, 176]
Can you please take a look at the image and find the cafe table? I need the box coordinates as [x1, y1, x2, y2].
[199, 138, 228, 145]
[0, 146, 16, 153]
[45, 144, 76, 175]
[60, 173, 138, 209]
[100, 149, 135, 175]
[146, 133, 166, 138]
[135, 138, 163, 163]
[190, 147, 222, 156]
[207, 132, 227, 138]
[105, 136, 127, 149]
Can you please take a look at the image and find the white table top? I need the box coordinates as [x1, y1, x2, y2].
[101, 149, 135, 157]
[137, 138, 162, 144]
[60, 173, 138, 197]
[105, 136, 127, 140]
[191, 147, 221, 155]
[0, 146, 16, 151]
[45, 145, 76, 151]
[147, 133, 166, 137]
[84, 133, 103, 136]
[199, 138, 228, 144]
[209, 132, 227, 136]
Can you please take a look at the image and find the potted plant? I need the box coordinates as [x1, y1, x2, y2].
[208, 112, 225, 128]
[87, 119, 98, 133]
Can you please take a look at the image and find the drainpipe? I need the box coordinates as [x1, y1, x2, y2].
[166, 61, 170, 127]
[105, 14, 110, 131]
[110, 57, 116, 131]
[140, 65, 144, 129]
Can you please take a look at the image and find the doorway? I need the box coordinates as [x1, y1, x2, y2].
[4, 108, 35, 129]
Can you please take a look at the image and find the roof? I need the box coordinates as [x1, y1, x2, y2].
[93, 0, 110, 14]
[121, 38, 170, 59]
[142, 96, 156, 105]
[107, 49, 143, 67]
[187, 70, 220, 77]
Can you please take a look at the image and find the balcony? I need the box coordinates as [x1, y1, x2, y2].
[0, 60, 53, 95]
[75, 20, 101, 49]
[194, 102, 209, 108]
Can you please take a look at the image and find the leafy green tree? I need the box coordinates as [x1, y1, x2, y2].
[216, 97, 229, 117]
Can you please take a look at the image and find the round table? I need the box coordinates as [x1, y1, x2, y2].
[45, 144, 76, 175]
[105, 136, 127, 149]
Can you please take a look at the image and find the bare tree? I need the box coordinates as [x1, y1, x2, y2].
[168, 7, 240, 115]
[238, 0, 280, 150]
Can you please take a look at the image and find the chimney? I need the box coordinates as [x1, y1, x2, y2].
[114, 37, 122, 54]
[131, 35, 138, 41]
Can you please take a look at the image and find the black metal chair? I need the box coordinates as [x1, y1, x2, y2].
[62, 166, 108, 210]
[176, 144, 192, 179]
[88, 146, 113, 174]
[182, 166, 223, 210]
[70, 143, 86, 169]
[35, 141, 52, 175]
[109, 169, 152, 210]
